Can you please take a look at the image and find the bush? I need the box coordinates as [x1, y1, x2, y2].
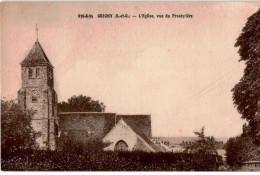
[225, 135, 260, 166]
[1, 149, 222, 171]
[1, 100, 37, 157]
[58, 136, 111, 154]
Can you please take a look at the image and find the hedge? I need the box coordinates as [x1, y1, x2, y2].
[2, 149, 222, 171]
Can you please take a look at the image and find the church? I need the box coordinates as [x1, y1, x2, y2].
[17, 37, 161, 152]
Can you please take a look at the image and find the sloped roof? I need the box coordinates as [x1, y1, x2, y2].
[116, 114, 151, 138]
[121, 118, 162, 152]
[20, 41, 53, 67]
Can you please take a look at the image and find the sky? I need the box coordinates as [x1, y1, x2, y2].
[1, 2, 259, 138]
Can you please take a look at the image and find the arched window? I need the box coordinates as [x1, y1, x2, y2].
[31, 90, 38, 103]
[29, 68, 33, 78]
[36, 67, 40, 77]
[114, 140, 128, 151]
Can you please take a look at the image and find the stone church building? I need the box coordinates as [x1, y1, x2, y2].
[18, 39, 161, 152]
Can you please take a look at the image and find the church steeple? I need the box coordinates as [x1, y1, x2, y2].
[18, 26, 58, 150]
[20, 41, 53, 68]
[20, 24, 53, 67]
[36, 23, 39, 42]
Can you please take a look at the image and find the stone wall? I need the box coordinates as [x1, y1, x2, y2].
[21, 65, 53, 88]
[58, 112, 116, 145]
[18, 64, 57, 150]
[241, 161, 260, 171]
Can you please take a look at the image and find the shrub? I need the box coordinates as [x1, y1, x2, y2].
[1, 149, 222, 171]
[1, 100, 37, 157]
[225, 135, 260, 166]
[58, 136, 111, 154]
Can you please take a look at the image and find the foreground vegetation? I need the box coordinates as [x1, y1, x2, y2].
[2, 149, 222, 171]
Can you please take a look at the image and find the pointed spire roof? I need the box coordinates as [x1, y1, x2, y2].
[20, 41, 53, 68]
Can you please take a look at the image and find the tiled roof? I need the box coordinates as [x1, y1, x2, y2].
[20, 41, 53, 67]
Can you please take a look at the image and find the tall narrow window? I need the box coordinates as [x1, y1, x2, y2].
[31, 90, 38, 103]
[29, 68, 33, 78]
[54, 122, 58, 136]
[36, 67, 40, 77]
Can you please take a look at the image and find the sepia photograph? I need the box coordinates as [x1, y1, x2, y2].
[1, 2, 260, 171]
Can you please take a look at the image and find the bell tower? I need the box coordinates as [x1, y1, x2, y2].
[18, 25, 58, 150]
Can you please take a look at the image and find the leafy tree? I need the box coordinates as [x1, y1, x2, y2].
[184, 127, 220, 170]
[232, 8, 260, 143]
[184, 127, 217, 156]
[1, 100, 37, 154]
[225, 136, 260, 166]
[225, 8, 260, 167]
[58, 95, 106, 112]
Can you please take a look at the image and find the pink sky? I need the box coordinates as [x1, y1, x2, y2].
[1, 2, 259, 138]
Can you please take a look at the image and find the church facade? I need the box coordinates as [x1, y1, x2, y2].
[18, 39, 161, 152]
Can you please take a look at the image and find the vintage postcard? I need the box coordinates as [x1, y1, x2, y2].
[1, 2, 260, 171]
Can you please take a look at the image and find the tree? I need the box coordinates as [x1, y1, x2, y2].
[225, 9, 260, 165]
[1, 100, 37, 154]
[58, 95, 106, 112]
[232, 8, 260, 143]
[183, 127, 220, 170]
[225, 136, 260, 166]
[184, 127, 217, 156]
